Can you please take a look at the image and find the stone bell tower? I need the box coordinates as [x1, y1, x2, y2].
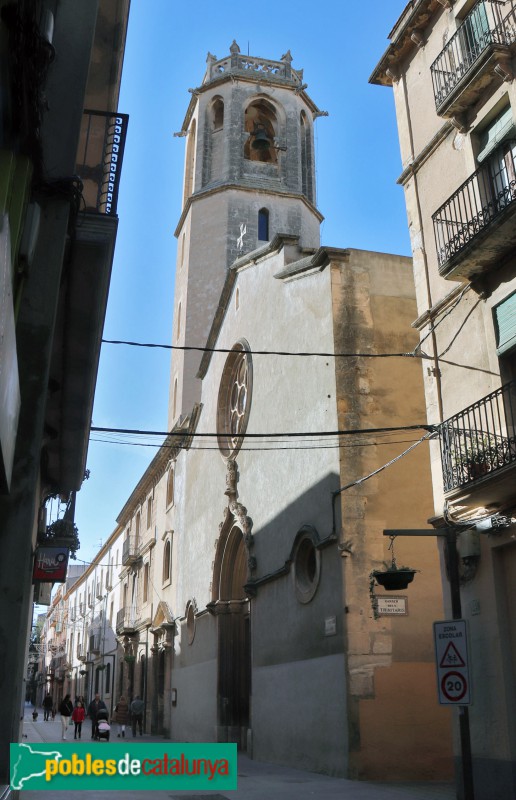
[168, 41, 325, 427]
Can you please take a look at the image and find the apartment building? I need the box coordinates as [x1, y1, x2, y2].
[371, 2, 516, 797]
[0, 1, 129, 795]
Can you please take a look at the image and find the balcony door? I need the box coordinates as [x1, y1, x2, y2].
[488, 140, 516, 210]
[459, 2, 490, 65]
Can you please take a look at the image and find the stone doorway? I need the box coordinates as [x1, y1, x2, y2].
[212, 525, 251, 750]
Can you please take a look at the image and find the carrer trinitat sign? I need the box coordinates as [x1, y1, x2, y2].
[32, 547, 69, 583]
[433, 619, 471, 705]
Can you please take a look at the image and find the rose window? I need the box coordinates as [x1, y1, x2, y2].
[217, 341, 253, 458]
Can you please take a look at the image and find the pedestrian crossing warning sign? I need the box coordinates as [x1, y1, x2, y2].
[440, 641, 466, 668]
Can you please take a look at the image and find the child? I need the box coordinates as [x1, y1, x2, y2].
[71, 700, 85, 739]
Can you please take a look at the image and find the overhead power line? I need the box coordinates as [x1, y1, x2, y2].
[90, 423, 436, 438]
[102, 338, 428, 360]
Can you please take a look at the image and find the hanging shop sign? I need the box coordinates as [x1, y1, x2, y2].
[32, 546, 69, 583]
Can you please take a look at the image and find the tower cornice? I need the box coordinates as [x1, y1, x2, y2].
[174, 183, 323, 239]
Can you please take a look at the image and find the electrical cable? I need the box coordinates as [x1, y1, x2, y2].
[334, 431, 435, 496]
[90, 423, 436, 438]
[102, 338, 426, 360]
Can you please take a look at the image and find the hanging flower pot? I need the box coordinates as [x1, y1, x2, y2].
[371, 565, 417, 591]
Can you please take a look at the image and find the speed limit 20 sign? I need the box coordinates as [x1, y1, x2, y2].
[433, 620, 471, 705]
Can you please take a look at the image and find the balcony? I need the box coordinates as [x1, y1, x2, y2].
[76, 111, 128, 216]
[77, 644, 87, 662]
[432, 142, 516, 280]
[431, 1, 516, 116]
[89, 632, 101, 653]
[122, 535, 140, 566]
[116, 606, 139, 635]
[440, 380, 516, 509]
[41, 110, 129, 495]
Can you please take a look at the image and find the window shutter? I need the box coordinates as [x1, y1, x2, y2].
[495, 292, 516, 355]
[477, 106, 516, 163]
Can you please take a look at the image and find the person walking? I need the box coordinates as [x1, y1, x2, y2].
[59, 694, 73, 740]
[114, 695, 129, 738]
[71, 701, 85, 739]
[42, 693, 53, 721]
[130, 695, 144, 736]
[87, 693, 107, 740]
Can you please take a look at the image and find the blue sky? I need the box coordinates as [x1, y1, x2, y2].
[74, 0, 409, 564]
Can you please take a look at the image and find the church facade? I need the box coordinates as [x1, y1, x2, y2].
[151, 42, 453, 780]
[50, 42, 453, 782]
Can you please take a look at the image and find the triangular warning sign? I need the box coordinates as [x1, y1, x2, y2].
[440, 641, 465, 668]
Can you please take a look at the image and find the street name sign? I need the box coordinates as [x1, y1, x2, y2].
[433, 619, 471, 705]
[376, 596, 408, 616]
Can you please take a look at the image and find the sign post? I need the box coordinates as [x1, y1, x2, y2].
[434, 619, 471, 705]
[383, 527, 475, 800]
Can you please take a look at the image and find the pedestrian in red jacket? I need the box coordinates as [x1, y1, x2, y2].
[71, 701, 85, 739]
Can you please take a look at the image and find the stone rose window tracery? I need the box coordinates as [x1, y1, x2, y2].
[217, 341, 253, 458]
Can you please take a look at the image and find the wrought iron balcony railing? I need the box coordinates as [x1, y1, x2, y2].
[440, 380, 516, 492]
[122, 535, 140, 566]
[432, 141, 516, 272]
[77, 643, 86, 662]
[75, 110, 128, 216]
[116, 606, 139, 635]
[431, 1, 516, 111]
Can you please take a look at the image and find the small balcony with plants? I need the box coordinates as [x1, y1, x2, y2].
[430, 0, 516, 117]
[432, 140, 516, 280]
[439, 380, 516, 510]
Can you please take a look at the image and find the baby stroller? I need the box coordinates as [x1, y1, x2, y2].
[96, 709, 111, 741]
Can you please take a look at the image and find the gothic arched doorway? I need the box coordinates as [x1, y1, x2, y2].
[210, 524, 251, 750]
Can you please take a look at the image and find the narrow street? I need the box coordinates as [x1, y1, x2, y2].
[19, 705, 455, 800]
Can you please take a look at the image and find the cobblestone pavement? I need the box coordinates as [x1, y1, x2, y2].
[17, 707, 456, 800]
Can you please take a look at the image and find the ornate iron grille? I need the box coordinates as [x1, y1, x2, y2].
[430, 1, 516, 110]
[75, 110, 129, 215]
[440, 380, 516, 491]
[432, 141, 516, 268]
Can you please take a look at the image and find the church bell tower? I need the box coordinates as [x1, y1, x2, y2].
[169, 41, 325, 427]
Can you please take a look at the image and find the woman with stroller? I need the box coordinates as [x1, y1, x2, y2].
[71, 700, 85, 739]
[114, 695, 129, 738]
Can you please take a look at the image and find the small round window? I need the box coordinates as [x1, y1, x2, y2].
[217, 341, 253, 458]
[293, 533, 320, 604]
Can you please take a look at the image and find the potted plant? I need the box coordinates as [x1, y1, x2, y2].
[123, 654, 135, 664]
[41, 517, 80, 559]
[370, 563, 418, 591]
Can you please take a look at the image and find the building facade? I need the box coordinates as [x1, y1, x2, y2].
[0, 1, 129, 796]
[94, 43, 451, 781]
[371, 1, 516, 797]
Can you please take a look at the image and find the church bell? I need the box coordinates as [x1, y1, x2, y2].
[252, 126, 271, 150]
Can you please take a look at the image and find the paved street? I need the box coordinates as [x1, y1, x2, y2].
[18, 706, 456, 799]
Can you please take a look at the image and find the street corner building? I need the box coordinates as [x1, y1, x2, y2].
[371, 1, 516, 798]
[38, 40, 454, 786]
